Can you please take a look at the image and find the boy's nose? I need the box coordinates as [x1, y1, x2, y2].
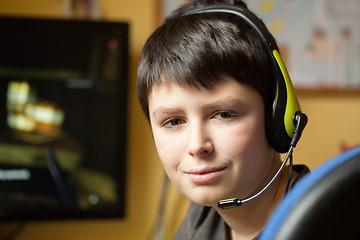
[187, 124, 214, 158]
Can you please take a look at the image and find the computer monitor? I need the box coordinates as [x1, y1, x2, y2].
[0, 16, 129, 220]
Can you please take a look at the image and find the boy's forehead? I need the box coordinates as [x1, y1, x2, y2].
[149, 73, 228, 93]
[148, 76, 261, 106]
[148, 81, 194, 100]
[148, 77, 264, 123]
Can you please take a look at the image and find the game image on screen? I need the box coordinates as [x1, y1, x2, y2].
[0, 16, 128, 220]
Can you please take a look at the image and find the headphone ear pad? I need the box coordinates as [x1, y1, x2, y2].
[266, 50, 301, 153]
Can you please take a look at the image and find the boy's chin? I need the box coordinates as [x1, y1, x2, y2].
[188, 194, 220, 208]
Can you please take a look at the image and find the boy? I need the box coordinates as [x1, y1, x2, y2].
[137, 0, 309, 239]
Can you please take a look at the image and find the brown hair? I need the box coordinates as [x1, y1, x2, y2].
[137, 0, 278, 120]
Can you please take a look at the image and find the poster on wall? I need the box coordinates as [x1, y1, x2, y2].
[246, 0, 360, 89]
[162, 0, 360, 89]
[161, 0, 190, 20]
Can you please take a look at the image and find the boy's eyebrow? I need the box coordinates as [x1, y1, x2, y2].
[204, 99, 245, 108]
[151, 107, 184, 119]
[199, 98, 248, 112]
[151, 98, 246, 119]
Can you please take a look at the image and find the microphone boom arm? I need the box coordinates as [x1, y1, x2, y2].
[217, 112, 307, 209]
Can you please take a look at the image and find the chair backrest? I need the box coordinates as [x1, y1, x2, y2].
[259, 146, 360, 240]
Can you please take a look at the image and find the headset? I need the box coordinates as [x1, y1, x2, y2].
[182, 4, 308, 208]
[183, 3, 306, 153]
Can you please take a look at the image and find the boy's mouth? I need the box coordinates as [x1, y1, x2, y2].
[184, 167, 227, 184]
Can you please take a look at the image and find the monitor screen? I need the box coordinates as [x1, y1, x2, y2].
[0, 16, 128, 220]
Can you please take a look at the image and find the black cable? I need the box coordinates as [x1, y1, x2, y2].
[284, 153, 293, 195]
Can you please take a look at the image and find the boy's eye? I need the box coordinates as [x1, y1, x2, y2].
[213, 111, 237, 120]
[162, 118, 185, 128]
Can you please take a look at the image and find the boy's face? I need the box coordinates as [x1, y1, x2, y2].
[148, 76, 274, 207]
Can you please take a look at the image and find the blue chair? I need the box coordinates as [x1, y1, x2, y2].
[259, 146, 360, 240]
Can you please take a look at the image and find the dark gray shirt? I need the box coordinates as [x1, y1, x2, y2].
[174, 165, 310, 240]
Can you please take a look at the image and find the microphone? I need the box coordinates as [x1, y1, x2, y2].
[217, 112, 308, 209]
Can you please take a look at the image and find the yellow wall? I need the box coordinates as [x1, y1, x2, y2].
[295, 90, 360, 169]
[0, 1, 360, 240]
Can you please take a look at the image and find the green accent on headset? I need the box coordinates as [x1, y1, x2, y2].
[272, 50, 301, 138]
